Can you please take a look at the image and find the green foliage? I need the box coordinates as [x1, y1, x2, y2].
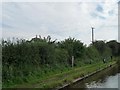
[86, 45, 100, 61]
[107, 40, 119, 56]
[55, 48, 69, 65]
[116, 57, 120, 67]
[93, 41, 112, 59]
[59, 37, 85, 58]
[2, 36, 120, 87]
[93, 41, 107, 54]
[58, 37, 85, 65]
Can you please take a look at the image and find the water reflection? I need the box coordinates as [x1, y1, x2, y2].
[86, 73, 119, 88]
[66, 64, 119, 89]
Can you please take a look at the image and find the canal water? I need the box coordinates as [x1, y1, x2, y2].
[65, 64, 120, 89]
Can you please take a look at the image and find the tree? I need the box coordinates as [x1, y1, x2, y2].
[58, 37, 85, 65]
[107, 40, 119, 56]
[93, 40, 112, 60]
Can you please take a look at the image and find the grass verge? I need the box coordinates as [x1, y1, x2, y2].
[9, 60, 116, 89]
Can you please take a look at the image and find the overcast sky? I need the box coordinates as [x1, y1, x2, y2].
[1, 0, 119, 45]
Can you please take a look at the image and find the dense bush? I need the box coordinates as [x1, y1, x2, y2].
[2, 36, 120, 86]
[85, 45, 100, 61]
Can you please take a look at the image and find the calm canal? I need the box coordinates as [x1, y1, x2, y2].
[65, 64, 120, 89]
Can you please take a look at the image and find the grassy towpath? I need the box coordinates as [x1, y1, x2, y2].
[13, 61, 116, 88]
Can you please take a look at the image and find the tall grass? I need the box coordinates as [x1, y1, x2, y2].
[2, 37, 119, 87]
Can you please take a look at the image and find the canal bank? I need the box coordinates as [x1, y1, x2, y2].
[67, 63, 119, 89]
[10, 61, 116, 89]
[58, 62, 117, 90]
